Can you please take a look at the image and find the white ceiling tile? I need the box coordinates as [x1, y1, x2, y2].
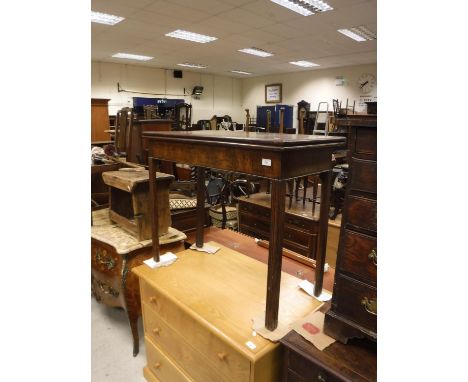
[91, 0, 377, 77]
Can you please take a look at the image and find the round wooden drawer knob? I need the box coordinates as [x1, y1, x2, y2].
[153, 327, 161, 335]
[217, 352, 227, 361]
[149, 296, 157, 303]
[153, 362, 161, 370]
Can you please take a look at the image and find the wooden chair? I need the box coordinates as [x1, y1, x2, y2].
[173, 103, 192, 130]
[294, 108, 320, 214]
[115, 107, 134, 156]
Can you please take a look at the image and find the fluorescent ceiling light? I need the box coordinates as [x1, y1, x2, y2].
[238, 48, 273, 57]
[91, 11, 124, 25]
[177, 63, 207, 69]
[270, 0, 333, 16]
[289, 60, 320, 67]
[165, 29, 217, 43]
[338, 26, 376, 42]
[231, 70, 253, 75]
[112, 53, 153, 61]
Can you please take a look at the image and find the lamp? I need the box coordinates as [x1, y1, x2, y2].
[192, 86, 204, 96]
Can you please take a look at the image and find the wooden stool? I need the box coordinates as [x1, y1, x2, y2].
[102, 169, 173, 241]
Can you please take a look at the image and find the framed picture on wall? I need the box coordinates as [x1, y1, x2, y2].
[265, 83, 282, 103]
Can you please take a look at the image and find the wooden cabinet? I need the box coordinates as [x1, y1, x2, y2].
[91, 98, 110, 143]
[133, 242, 323, 382]
[280, 331, 376, 382]
[324, 118, 377, 343]
[91, 209, 186, 356]
[238, 193, 319, 259]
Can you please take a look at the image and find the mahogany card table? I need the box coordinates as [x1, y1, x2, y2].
[142, 130, 345, 330]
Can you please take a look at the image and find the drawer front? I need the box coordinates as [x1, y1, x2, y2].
[141, 285, 251, 382]
[239, 201, 270, 219]
[145, 336, 192, 382]
[353, 126, 376, 159]
[287, 349, 341, 382]
[345, 196, 377, 233]
[239, 224, 316, 259]
[284, 214, 317, 231]
[340, 230, 377, 283]
[143, 367, 160, 382]
[349, 159, 377, 195]
[333, 276, 377, 333]
[91, 242, 121, 276]
[240, 212, 271, 233]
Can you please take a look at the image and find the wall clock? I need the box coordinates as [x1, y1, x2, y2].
[357, 73, 376, 94]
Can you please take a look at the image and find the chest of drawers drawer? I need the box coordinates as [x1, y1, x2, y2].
[345, 196, 377, 233]
[145, 336, 192, 382]
[331, 275, 377, 333]
[339, 230, 377, 284]
[349, 159, 376, 194]
[352, 126, 377, 160]
[142, 299, 250, 382]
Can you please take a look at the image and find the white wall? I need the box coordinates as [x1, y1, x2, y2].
[241, 64, 377, 130]
[91, 61, 243, 123]
[91, 62, 376, 130]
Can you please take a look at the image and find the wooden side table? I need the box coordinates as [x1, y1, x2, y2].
[143, 131, 346, 330]
[91, 209, 186, 356]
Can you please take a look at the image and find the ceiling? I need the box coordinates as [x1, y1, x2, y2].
[91, 0, 377, 78]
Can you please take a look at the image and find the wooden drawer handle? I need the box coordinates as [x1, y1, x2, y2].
[361, 297, 377, 315]
[152, 327, 161, 335]
[149, 296, 157, 303]
[217, 352, 227, 361]
[368, 249, 377, 266]
[153, 362, 161, 370]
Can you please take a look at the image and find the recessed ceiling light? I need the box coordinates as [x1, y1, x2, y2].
[177, 63, 207, 69]
[231, 70, 253, 75]
[238, 48, 273, 57]
[165, 30, 217, 43]
[270, 0, 333, 16]
[338, 26, 376, 42]
[91, 11, 124, 25]
[112, 53, 153, 61]
[289, 60, 320, 67]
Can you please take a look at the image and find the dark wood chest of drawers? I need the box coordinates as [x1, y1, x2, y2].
[325, 118, 377, 343]
[237, 193, 319, 259]
[280, 330, 376, 382]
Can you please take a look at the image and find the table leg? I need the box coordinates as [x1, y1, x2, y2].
[265, 179, 286, 330]
[196, 166, 206, 248]
[149, 158, 160, 262]
[314, 169, 332, 297]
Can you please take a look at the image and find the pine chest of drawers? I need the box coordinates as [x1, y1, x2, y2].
[324, 118, 377, 343]
[133, 242, 323, 382]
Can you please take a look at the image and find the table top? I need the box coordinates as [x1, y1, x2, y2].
[102, 169, 173, 191]
[142, 130, 346, 149]
[143, 131, 345, 180]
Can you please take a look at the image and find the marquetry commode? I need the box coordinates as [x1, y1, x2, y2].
[133, 242, 323, 382]
[91, 209, 186, 356]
